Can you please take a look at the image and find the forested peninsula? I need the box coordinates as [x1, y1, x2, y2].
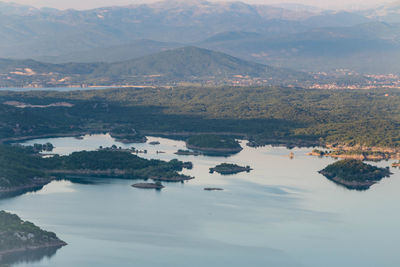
[0, 211, 66, 258]
[0, 145, 192, 196]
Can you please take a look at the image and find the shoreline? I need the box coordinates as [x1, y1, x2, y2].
[320, 173, 376, 191]
[0, 178, 53, 195]
[308, 151, 400, 161]
[0, 241, 67, 257]
[2, 131, 399, 161]
[48, 169, 193, 182]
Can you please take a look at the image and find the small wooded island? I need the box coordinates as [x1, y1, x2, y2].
[186, 135, 242, 154]
[174, 149, 202, 156]
[204, 188, 224, 191]
[0, 144, 193, 196]
[209, 163, 252, 175]
[319, 159, 392, 190]
[109, 126, 147, 144]
[0, 211, 66, 257]
[132, 182, 164, 190]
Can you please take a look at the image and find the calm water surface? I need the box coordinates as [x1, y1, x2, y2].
[1, 134, 399, 267]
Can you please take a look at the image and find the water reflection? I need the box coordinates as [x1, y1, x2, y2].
[0, 246, 61, 265]
[0, 186, 46, 200]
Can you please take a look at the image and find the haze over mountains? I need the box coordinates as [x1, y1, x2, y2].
[0, 0, 399, 83]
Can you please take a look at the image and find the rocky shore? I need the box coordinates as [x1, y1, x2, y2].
[309, 146, 400, 161]
[0, 211, 67, 259]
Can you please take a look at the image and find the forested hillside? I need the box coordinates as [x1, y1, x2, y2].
[0, 86, 398, 148]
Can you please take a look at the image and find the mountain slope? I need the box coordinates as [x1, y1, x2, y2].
[105, 46, 270, 78]
[198, 22, 400, 73]
[37, 40, 184, 64]
[0, 47, 311, 87]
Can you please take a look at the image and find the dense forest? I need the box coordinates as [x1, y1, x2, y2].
[0, 86, 398, 148]
[0, 145, 191, 192]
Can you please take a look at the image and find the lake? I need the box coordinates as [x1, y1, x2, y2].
[1, 134, 399, 267]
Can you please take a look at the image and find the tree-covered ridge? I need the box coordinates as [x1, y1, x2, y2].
[0, 86, 399, 149]
[0, 145, 46, 189]
[0, 211, 66, 254]
[0, 47, 310, 87]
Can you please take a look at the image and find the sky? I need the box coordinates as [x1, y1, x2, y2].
[3, 0, 390, 10]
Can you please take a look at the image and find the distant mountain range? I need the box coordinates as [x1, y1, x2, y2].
[199, 22, 400, 74]
[361, 1, 400, 23]
[0, 0, 399, 75]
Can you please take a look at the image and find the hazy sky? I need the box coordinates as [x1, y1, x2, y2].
[4, 0, 390, 10]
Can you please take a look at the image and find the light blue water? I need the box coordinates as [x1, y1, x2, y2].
[1, 134, 399, 267]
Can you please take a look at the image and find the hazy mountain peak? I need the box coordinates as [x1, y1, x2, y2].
[361, 0, 400, 22]
[269, 2, 325, 13]
[0, 1, 37, 15]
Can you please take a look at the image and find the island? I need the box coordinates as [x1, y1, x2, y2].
[148, 141, 160, 145]
[174, 149, 202, 156]
[319, 159, 392, 190]
[0, 211, 66, 257]
[204, 188, 224, 191]
[109, 126, 147, 143]
[209, 163, 252, 175]
[186, 135, 242, 154]
[132, 182, 164, 190]
[0, 144, 193, 196]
